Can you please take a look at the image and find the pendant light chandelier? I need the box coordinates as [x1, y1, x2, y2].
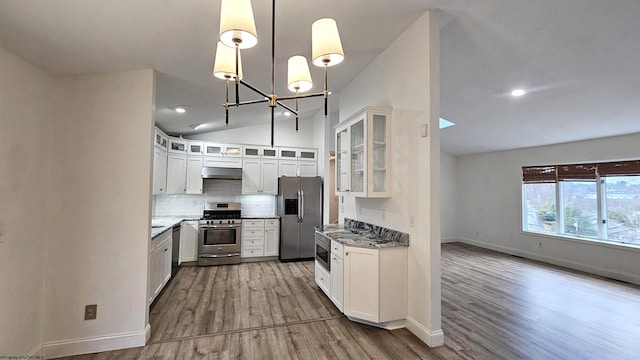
[213, 0, 344, 147]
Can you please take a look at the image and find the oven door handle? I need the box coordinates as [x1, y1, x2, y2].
[200, 225, 241, 229]
[199, 253, 240, 258]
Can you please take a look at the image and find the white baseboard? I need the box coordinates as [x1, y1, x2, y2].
[457, 237, 640, 285]
[27, 343, 43, 357]
[36, 327, 147, 359]
[405, 316, 444, 347]
[441, 237, 458, 244]
[346, 316, 406, 330]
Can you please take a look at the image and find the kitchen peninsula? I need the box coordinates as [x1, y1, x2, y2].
[315, 219, 409, 330]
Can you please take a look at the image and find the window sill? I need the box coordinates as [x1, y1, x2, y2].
[521, 230, 640, 253]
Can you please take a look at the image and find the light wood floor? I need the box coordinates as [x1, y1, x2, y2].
[61, 243, 640, 359]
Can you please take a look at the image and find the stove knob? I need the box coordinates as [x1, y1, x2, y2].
[228, 220, 232, 224]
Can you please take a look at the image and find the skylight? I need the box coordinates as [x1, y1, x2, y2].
[439, 117, 455, 129]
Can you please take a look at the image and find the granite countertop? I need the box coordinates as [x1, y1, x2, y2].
[151, 216, 200, 239]
[315, 223, 409, 249]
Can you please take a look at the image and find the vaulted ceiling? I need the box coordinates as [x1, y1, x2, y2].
[1, 0, 638, 156]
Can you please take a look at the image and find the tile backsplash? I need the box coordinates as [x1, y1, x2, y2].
[153, 179, 277, 217]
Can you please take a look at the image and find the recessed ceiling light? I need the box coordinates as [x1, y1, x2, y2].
[173, 106, 187, 113]
[511, 89, 526, 97]
[439, 117, 455, 129]
[283, 111, 292, 117]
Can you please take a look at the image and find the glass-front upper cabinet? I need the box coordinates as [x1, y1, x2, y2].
[168, 137, 188, 154]
[336, 127, 350, 195]
[334, 107, 391, 198]
[154, 128, 168, 150]
[188, 141, 204, 155]
[204, 143, 242, 157]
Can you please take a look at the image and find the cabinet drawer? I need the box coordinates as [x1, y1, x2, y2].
[315, 261, 331, 296]
[242, 228, 264, 237]
[242, 238, 264, 247]
[265, 219, 279, 227]
[331, 240, 343, 259]
[241, 246, 264, 258]
[243, 219, 265, 229]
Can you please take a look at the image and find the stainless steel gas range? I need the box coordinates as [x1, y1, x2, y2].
[197, 202, 242, 266]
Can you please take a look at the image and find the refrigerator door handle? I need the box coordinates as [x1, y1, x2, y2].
[300, 190, 305, 221]
[297, 190, 302, 221]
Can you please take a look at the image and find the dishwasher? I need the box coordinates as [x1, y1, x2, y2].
[171, 224, 180, 277]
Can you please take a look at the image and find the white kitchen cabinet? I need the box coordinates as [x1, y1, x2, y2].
[241, 219, 279, 258]
[186, 156, 203, 194]
[187, 141, 204, 155]
[335, 107, 391, 198]
[168, 137, 188, 154]
[330, 240, 344, 312]
[264, 219, 280, 257]
[203, 158, 242, 168]
[149, 230, 172, 304]
[279, 147, 317, 161]
[343, 245, 407, 326]
[179, 220, 199, 263]
[153, 147, 168, 195]
[204, 143, 242, 157]
[244, 145, 278, 159]
[278, 160, 317, 177]
[242, 159, 278, 194]
[166, 154, 187, 194]
[154, 128, 168, 150]
[315, 261, 331, 297]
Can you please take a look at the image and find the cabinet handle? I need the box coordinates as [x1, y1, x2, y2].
[164, 248, 168, 252]
[346, 252, 349, 256]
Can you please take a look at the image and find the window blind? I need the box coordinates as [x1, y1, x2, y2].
[598, 160, 640, 177]
[522, 165, 557, 183]
[557, 163, 597, 181]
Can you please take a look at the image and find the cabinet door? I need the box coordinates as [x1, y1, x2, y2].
[367, 112, 391, 197]
[242, 159, 261, 194]
[179, 221, 199, 263]
[261, 160, 279, 194]
[315, 262, 331, 297]
[330, 255, 344, 312]
[278, 160, 298, 177]
[153, 147, 168, 195]
[279, 147, 298, 159]
[261, 147, 278, 159]
[344, 246, 379, 322]
[349, 118, 366, 196]
[335, 126, 350, 195]
[204, 143, 223, 156]
[154, 128, 168, 150]
[299, 161, 317, 177]
[166, 154, 187, 194]
[224, 144, 243, 157]
[264, 221, 279, 257]
[299, 148, 318, 161]
[188, 141, 204, 155]
[161, 237, 172, 285]
[243, 145, 261, 158]
[186, 156, 203, 194]
[169, 138, 188, 154]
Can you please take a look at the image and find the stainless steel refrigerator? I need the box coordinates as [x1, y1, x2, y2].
[277, 176, 323, 260]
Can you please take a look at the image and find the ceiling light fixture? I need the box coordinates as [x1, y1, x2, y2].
[174, 106, 187, 113]
[213, 0, 344, 147]
[511, 89, 526, 97]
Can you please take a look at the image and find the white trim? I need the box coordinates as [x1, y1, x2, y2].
[36, 328, 147, 359]
[345, 316, 406, 330]
[27, 343, 43, 357]
[441, 237, 458, 244]
[405, 316, 444, 347]
[145, 323, 151, 343]
[457, 237, 640, 285]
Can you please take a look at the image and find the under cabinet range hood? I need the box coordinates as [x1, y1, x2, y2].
[201, 167, 242, 180]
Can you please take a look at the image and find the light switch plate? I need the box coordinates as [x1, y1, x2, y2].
[85, 304, 97, 320]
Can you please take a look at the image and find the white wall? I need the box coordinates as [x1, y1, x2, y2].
[456, 132, 640, 284]
[338, 11, 443, 346]
[0, 46, 54, 355]
[186, 116, 315, 147]
[41, 70, 155, 357]
[315, 110, 339, 224]
[440, 151, 458, 241]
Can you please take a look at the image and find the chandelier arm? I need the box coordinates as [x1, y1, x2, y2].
[235, 45, 240, 107]
[225, 79, 230, 126]
[227, 98, 270, 107]
[271, 0, 276, 96]
[275, 100, 296, 114]
[295, 90, 299, 132]
[239, 79, 270, 99]
[278, 92, 325, 101]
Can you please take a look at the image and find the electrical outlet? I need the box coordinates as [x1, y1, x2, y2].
[85, 304, 97, 320]
[538, 241, 543, 248]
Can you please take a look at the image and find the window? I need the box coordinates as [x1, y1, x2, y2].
[522, 160, 640, 246]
